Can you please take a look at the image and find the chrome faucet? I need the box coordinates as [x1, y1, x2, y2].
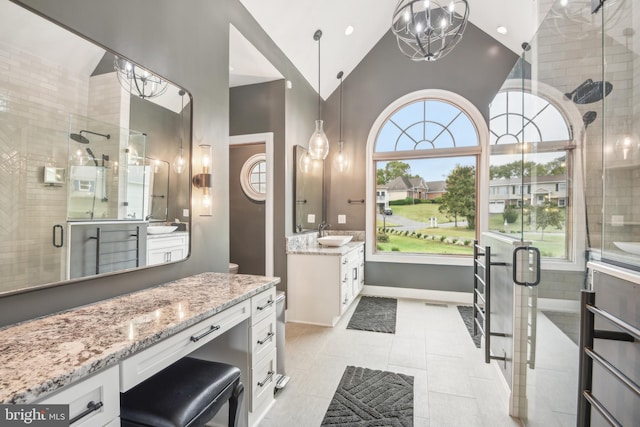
[318, 222, 330, 238]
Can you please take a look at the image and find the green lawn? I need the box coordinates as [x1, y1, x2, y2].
[374, 204, 566, 257]
[376, 234, 474, 255]
[390, 203, 466, 224]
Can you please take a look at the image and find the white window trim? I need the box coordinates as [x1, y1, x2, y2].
[496, 80, 587, 272]
[365, 89, 489, 266]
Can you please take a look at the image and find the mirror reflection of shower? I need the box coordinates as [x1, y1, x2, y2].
[69, 129, 111, 144]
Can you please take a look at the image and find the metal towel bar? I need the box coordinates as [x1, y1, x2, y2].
[577, 290, 639, 427]
[473, 241, 507, 365]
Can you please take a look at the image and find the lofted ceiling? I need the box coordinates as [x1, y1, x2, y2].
[236, 0, 550, 99]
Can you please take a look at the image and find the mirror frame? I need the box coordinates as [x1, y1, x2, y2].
[293, 145, 324, 233]
[0, 0, 193, 297]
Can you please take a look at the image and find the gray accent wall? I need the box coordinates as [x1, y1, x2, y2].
[0, 0, 316, 327]
[322, 26, 519, 292]
[229, 143, 266, 276]
[230, 80, 287, 290]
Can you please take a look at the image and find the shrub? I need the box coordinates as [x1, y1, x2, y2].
[389, 199, 406, 206]
[391, 246, 400, 251]
[464, 239, 471, 246]
[439, 235, 446, 242]
[416, 233, 422, 238]
[377, 233, 390, 243]
[452, 238, 458, 244]
[503, 206, 519, 224]
[376, 244, 383, 250]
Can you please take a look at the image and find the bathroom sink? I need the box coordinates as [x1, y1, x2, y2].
[318, 235, 353, 247]
[613, 241, 640, 255]
[147, 225, 178, 235]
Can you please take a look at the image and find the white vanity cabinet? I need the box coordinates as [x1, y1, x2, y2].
[146, 232, 188, 266]
[248, 288, 277, 426]
[288, 242, 365, 327]
[36, 365, 120, 427]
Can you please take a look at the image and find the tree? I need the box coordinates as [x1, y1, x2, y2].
[439, 165, 476, 229]
[377, 161, 414, 184]
[534, 200, 563, 240]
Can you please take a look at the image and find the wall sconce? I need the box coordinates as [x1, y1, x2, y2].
[192, 144, 213, 216]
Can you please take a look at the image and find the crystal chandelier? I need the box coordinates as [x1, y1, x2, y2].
[114, 56, 169, 99]
[392, 0, 469, 62]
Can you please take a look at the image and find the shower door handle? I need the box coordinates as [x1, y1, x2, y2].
[513, 246, 541, 286]
[52, 224, 64, 248]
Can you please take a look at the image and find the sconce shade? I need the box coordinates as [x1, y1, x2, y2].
[193, 144, 213, 216]
[114, 56, 169, 99]
[392, 0, 469, 62]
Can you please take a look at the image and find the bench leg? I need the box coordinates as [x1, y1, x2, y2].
[229, 380, 244, 427]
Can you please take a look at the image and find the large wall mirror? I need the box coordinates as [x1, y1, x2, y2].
[0, 0, 192, 295]
[294, 145, 324, 233]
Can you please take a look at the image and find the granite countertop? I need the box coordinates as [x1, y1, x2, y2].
[287, 241, 364, 256]
[0, 272, 279, 404]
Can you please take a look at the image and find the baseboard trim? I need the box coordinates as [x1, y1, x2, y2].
[361, 285, 473, 305]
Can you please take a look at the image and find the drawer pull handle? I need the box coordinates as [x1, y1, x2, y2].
[257, 299, 274, 311]
[258, 370, 275, 387]
[257, 332, 275, 345]
[70, 400, 103, 425]
[190, 325, 220, 342]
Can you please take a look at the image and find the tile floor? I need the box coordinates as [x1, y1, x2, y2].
[259, 296, 524, 427]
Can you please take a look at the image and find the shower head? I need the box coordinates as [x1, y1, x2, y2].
[86, 147, 99, 167]
[564, 79, 613, 104]
[69, 129, 111, 144]
[583, 111, 597, 129]
[70, 133, 90, 144]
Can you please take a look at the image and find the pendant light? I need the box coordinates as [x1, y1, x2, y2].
[308, 29, 329, 160]
[334, 71, 349, 172]
[392, 0, 469, 62]
[173, 90, 186, 174]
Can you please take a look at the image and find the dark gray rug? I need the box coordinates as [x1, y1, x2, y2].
[347, 296, 397, 334]
[457, 306, 481, 348]
[320, 366, 414, 426]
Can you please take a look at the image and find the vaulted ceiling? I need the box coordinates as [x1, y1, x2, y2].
[235, 0, 552, 99]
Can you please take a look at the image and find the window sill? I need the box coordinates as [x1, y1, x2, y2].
[366, 252, 473, 267]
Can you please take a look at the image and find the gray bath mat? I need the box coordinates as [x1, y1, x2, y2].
[347, 296, 397, 334]
[457, 305, 481, 348]
[321, 366, 414, 426]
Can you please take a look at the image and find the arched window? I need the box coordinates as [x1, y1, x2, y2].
[366, 90, 488, 264]
[488, 88, 578, 261]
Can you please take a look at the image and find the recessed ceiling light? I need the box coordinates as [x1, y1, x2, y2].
[496, 26, 508, 35]
[345, 25, 354, 36]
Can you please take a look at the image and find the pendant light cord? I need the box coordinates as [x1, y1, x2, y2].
[339, 74, 343, 141]
[179, 89, 185, 151]
[314, 29, 322, 120]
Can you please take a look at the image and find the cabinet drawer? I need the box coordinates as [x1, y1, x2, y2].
[147, 234, 187, 250]
[250, 314, 276, 365]
[38, 365, 119, 427]
[251, 288, 276, 325]
[120, 300, 250, 391]
[251, 348, 276, 412]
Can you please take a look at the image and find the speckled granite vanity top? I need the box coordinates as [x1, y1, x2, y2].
[287, 241, 364, 256]
[0, 272, 279, 404]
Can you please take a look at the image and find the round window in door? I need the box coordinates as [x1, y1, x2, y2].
[240, 153, 267, 201]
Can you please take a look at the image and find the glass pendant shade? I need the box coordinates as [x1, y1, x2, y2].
[334, 141, 349, 172]
[309, 119, 329, 160]
[114, 57, 169, 99]
[173, 146, 186, 174]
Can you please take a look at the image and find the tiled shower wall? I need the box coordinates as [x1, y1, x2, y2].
[0, 40, 90, 292]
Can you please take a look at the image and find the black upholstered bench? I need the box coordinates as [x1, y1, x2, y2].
[120, 357, 244, 427]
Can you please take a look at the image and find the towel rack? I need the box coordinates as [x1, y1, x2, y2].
[577, 289, 639, 427]
[473, 241, 507, 365]
[89, 226, 140, 274]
